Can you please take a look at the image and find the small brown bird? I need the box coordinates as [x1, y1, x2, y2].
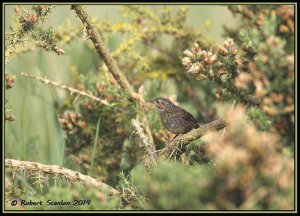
[152, 97, 199, 139]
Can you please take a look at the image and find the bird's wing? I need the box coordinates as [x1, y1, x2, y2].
[184, 109, 198, 123]
[171, 107, 199, 125]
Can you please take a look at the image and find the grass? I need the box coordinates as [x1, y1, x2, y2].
[89, 117, 101, 177]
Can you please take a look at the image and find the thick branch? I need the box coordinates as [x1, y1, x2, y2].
[159, 118, 226, 158]
[5, 159, 119, 197]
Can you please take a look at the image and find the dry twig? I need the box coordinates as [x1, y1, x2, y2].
[132, 119, 157, 168]
[21, 72, 109, 106]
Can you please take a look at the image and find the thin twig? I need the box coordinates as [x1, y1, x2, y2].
[21, 72, 109, 106]
[168, 149, 176, 160]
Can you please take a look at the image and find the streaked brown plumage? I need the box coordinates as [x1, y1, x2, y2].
[152, 97, 199, 135]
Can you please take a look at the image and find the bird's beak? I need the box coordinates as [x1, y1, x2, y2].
[150, 99, 156, 104]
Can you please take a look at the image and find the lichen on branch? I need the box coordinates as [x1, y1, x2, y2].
[5, 159, 119, 197]
[159, 118, 226, 159]
[71, 5, 141, 104]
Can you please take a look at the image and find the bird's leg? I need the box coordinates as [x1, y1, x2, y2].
[169, 134, 184, 159]
[170, 134, 179, 142]
[175, 134, 184, 149]
[166, 134, 178, 151]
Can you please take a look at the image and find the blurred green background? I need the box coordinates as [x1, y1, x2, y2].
[4, 5, 237, 165]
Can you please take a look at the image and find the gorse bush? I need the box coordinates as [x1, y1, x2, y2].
[127, 107, 294, 210]
[182, 5, 294, 146]
[5, 4, 294, 211]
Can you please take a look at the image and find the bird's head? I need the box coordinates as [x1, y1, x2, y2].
[151, 97, 173, 111]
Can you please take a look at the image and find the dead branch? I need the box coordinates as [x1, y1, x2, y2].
[21, 72, 109, 106]
[132, 119, 157, 168]
[5, 159, 119, 197]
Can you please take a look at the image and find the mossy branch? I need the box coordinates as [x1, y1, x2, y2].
[159, 118, 226, 159]
[5, 159, 119, 197]
[21, 72, 110, 106]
